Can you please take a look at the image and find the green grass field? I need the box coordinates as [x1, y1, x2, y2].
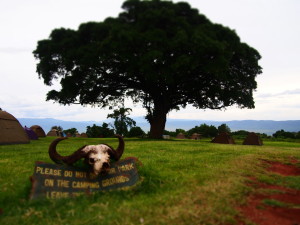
[1, 137, 300, 225]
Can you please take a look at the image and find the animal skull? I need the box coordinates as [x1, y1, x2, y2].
[83, 145, 111, 175]
[48, 135, 124, 175]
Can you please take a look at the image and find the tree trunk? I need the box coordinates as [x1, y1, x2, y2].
[148, 108, 167, 139]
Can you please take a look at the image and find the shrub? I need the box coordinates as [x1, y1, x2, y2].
[128, 126, 146, 137]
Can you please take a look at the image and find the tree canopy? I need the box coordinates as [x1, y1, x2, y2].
[51, 126, 63, 132]
[272, 129, 297, 139]
[63, 128, 78, 136]
[128, 126, 146, 137]
[86, 123, 114, 138]
[107, 107, 136, 136]
[33, 0, 262, 138]
[217, 124, 231, 134]
[187, 124, 218, 137]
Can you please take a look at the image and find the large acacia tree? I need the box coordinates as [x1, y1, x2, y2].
[33, 0, 262, 139]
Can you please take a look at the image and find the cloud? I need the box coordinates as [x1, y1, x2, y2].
[0, 47, 32, 54]
[281, 89, 300, 95]
[257, 89, 300, 98]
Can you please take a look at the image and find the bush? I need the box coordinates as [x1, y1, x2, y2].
[128, 126, 146, 137]
[187, 124, 218, 138]
[63, 128, 78, 137]
[86, 123, 114, 138]
[218, 124, 231, 133]
[273, 129, 296, 139]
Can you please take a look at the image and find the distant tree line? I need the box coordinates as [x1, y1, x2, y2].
[85, 123, 145, 138]
[164, 123, 231, 138]
[84, 106, 145, 138]
[49, 123, 300, 140]
[272, 129, 300, 139]
[164, 125, 300, 140]
[50, 107, 300, 139]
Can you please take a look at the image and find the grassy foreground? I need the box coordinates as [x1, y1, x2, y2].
[0, 137, 300, 225]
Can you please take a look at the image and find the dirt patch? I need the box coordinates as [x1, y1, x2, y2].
[266, 160, 300, 176]
[238, 160, 300, 225]
[240, 203, 300, 225]
[270, 191, 300, 205]
[239, 183, 300, 225]
[247, 177, 293, 192]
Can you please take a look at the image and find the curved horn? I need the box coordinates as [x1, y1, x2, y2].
[107, 134, 125, 161]
[49, 138, 67, 164]
[49, 138, 88, 165]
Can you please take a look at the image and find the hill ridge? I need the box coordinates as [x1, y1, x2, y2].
[17, 117, 300, 135]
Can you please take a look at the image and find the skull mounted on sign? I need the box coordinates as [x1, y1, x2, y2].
[48, 135, 124, 175]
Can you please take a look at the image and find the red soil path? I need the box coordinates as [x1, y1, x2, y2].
[267, 160, 300, 176]
[238, 159, 300, 225]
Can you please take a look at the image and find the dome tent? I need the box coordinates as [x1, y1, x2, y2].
[176, 133, 186, 139]
[30, 125, 46, 137]
[47, 129, 62, 137]
[190, 133, 201, 140]
[0, 110, 30, 145]
[24, 126, 38, 140]
[211, 132, 235, 144]
[243, 132, 263, 146]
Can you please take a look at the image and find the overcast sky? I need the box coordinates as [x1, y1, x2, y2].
[0, 0, 299, 122]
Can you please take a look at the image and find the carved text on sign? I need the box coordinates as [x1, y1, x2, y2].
[30, 157, 139, 199]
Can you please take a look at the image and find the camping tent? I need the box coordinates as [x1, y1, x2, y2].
[47, 129, 61, 137]
[243, 132, 263, 146]
[211, 132, 235, 144]
[30, 125, 46, 137]
[190, 133, 201, 140]
[0, 110, 30, 145]
[24, 126, 38, 140]
[176, 133, 186, 139]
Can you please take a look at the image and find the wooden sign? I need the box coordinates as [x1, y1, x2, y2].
[30, 157, 139, 199]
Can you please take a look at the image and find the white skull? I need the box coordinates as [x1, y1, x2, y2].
[82, 145, 111, 175]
